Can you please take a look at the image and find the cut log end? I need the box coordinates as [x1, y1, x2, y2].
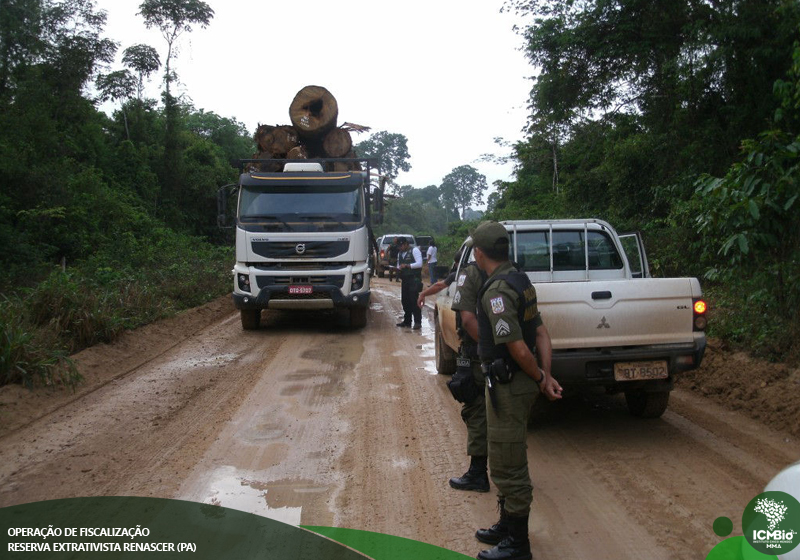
[323, 128, 353, 158]
[289, 85, 338, 137]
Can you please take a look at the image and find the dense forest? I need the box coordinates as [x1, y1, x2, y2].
[1, 0, 799, 389]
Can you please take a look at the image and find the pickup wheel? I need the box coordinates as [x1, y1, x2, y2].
[240, 309, 261, 330]
[350, 306, 367, 328]
[625, 390, 670, 418]
[435, 319, 457, 375]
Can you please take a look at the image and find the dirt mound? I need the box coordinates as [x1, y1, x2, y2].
[676, 338, 800, 436]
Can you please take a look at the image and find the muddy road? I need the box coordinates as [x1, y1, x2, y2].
[1, 277, 798, 559]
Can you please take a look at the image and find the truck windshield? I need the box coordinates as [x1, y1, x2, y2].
[238, 183, 364, 232]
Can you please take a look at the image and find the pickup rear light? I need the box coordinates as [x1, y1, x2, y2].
[380, 250, 385, 259]
[693, 298, 708, 331]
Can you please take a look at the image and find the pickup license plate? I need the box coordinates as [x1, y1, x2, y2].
[288, 285, 313, 295]
[614, 360, 668, 381]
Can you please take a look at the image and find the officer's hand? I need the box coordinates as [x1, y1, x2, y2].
[540, 373, 563, 401]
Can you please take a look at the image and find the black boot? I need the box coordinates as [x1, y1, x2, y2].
[449, 456, 490, 492]
[475, 499, 509, 545]
[476, 513, 531, 560]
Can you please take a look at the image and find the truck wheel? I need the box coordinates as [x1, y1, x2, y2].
[240, 309, 261, 330]
[350, 306, 367, 328]
[625, 390, 670, 418]
[378, 269, 385, 278]
[435, 320, 457, 375]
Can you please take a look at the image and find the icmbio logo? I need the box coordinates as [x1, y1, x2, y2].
[743, 491, 800, 555]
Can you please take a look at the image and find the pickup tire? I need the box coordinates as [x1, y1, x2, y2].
[350, 306, 367, 328]
[435, 319, 457, 375]
[241, 309, 261, 330]
[625, 390, 670, 418]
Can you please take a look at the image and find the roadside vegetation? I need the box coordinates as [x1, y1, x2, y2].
[378, 1, 800, 365]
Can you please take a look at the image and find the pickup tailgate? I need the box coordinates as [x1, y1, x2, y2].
[535, 278, 700, 349]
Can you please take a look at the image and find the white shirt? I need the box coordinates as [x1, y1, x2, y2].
[426, 245, 437, 264]
[398, 247, 423, 269]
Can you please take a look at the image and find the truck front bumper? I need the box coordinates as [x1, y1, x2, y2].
[233, 285, 371, 311]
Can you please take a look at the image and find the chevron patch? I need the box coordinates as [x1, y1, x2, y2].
[495, 319, 511, 337]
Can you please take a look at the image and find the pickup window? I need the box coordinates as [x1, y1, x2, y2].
[513, 230, 623, 272]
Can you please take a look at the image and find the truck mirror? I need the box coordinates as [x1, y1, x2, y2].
[372, 190, 383, 213]
[217, 183, 236, 229]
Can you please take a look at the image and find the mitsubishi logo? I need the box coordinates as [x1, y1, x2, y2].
[597, 316, 611, 329]
[295, 243, 306, 255]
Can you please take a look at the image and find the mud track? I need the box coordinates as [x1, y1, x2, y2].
[1, 277, 798, 559]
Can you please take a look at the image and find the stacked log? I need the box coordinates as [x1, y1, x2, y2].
[249, 85, 369, 171]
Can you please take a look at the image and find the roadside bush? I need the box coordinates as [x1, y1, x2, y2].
[0, 297, 81, 389]
[1, 230, 233, 388]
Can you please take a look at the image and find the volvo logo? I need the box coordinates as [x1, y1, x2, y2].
[295, 243, 306, 255]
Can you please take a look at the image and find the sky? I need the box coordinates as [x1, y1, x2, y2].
[94, 0, 535, 201]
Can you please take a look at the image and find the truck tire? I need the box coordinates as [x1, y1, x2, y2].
[625, 390, 670, 418]
[435, 319, 457, 375]
[240, 309, 261, 330]
[350, 306, 367, 328]
[378, 268, 385, 278]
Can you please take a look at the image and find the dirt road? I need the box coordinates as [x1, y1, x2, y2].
[1, 277, 798, 559]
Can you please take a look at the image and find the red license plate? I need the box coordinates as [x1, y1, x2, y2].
[288, 285, 313, 295]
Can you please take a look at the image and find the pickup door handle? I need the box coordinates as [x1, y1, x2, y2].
[592, 291, 613, 300]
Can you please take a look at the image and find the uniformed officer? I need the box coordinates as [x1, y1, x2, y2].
[470, 221, 562, 560]
[447, 242, 490, 492]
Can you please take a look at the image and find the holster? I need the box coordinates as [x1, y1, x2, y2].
[447, 357, 480, 404]
[487, 358, 515, 384]
[481, 362, 499, 412]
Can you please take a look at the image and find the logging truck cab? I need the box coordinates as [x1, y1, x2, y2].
[218, 158, 383, 329]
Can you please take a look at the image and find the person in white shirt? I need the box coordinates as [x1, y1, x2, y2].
[426, 241, 438, 284]
[396, 237, 424, 329]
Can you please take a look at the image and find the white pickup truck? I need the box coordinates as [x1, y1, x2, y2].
[434, 219, 708, 418]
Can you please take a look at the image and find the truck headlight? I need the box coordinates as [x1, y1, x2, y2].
[238, 273, 251, 292]
[351, 273, 364, 291]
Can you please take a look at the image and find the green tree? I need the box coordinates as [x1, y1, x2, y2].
[96, 69, 137, 139]
[121, 43, 160, 100]
[137, 0, 214, 210]
[137, 0, 213, 102]
[354, 130, 411, 191]
[439, 165, 487, 220]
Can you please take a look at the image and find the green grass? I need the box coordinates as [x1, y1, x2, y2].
[1, 230, 233, 389]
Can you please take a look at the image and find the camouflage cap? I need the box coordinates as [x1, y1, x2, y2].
[471, 221, 509, 252]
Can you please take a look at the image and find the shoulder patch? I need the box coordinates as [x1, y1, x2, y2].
[495, 319, 511, 337]
[457, 274, 467, 287]
[490, 296, 505, 315]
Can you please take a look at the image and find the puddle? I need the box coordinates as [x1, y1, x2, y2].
[199, 467, 335, 526]
[201, 467, 302, 525]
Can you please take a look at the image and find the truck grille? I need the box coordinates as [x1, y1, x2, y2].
[252, 240, 350, 259]
[256, 276, 345, 289]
